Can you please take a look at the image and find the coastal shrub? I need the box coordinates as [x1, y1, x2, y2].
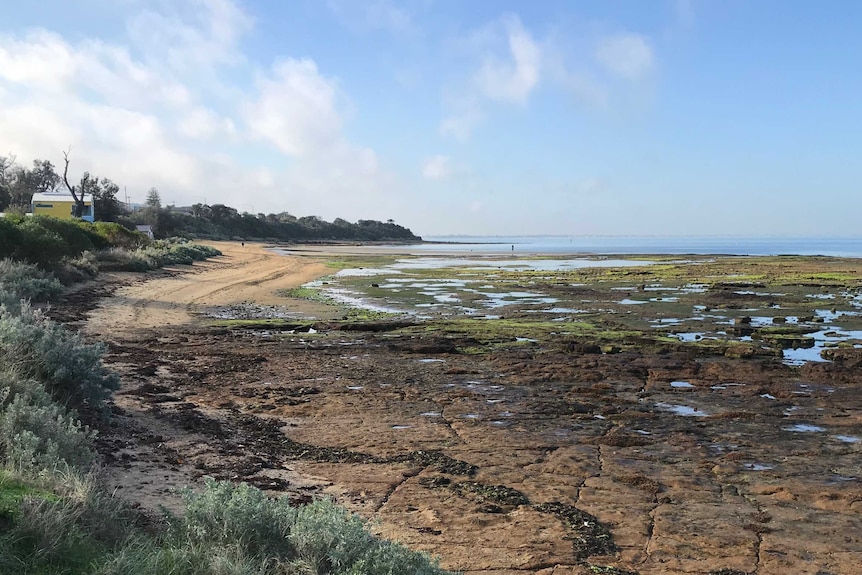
[69, 251, 99, 278]
[0, 371, 95, 471]
[89, 222, 148, 250]
[0, 259, 63, 302]
[53, 251, 101, 286]
[176, 479, 448, 575]
[0, 289, 20, 315]
[0, 466, 451, 575]
[0, 303, 119, 409]
[179, 478, 298, 558]
[95, 541, 266, 575]
[136, 240, 221, 268]
[94, 247, 151, 272]
[8, 219, 67, 267]
[30, 216, 96, 256]
[0, 218, 21, 260]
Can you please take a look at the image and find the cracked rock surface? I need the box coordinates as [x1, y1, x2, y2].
[59, 244, 861, 575]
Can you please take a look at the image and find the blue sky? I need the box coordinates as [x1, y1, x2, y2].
[2, 1, 861, 236]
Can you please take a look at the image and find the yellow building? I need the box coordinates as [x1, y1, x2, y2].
[31, 192, 94, 222]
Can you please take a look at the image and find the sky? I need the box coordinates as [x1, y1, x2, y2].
[1, 1, 861, 237]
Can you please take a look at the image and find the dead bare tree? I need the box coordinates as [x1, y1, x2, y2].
[62, 148, 86, 218]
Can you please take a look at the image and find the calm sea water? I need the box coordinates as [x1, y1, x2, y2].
[406, 236, 862, 257]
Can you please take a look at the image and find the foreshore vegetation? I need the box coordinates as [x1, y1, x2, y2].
[0, 154, 420, 242]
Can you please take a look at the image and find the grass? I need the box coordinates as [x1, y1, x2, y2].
[0, 471, 57, 519]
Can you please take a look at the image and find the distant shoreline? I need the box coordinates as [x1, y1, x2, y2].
[267, 235, 862, 258]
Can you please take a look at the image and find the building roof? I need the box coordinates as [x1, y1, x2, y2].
[31, 192, 93, 203]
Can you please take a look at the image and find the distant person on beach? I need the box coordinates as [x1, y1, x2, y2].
[511, 245, 514, 251]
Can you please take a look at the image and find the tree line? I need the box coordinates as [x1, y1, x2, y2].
[0, 153, 420, 242]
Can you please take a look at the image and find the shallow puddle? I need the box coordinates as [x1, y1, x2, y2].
[655, 402, 708, 417]
[743, 463, 774, 471]
[784, 424, 825, 432]
[834, 435, 859, 443]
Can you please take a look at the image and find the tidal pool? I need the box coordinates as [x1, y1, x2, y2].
[656, 403, 708, 417]
[388, 257, 656, 271]
[784, 424, 825, 433]
[670, 381, 694, 388]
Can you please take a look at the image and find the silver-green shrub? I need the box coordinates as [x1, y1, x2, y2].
[0, 303, 119, 409]
[177, 479, 450, 575]
[0, 372, 95, 471]
[180, 478, 298, 558]
[94, 247, 151, 272]
[0, 259, 63, 302]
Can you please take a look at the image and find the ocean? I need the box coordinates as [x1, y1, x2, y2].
[405, 236, 862, 257]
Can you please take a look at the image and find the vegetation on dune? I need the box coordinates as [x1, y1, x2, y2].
[0, 216, 222, 279]
[132, 204, 421, 243]
[1, 153, 420, 242]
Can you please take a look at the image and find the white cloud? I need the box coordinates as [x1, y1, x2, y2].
[441, 14, 541, 141]
[475, 15, 541, 105]
[243, 58, 344, 157]
[178, 106, 237, 140]
[595, 33, 654, 81]
[421, 155, 452, 180]
[0, 0, 410, 223]
[237, 56, 408, 221]
[127, 0, 252, 71]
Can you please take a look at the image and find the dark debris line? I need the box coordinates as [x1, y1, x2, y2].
[535, 501, 617, 560]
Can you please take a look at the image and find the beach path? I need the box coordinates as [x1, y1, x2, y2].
[85, 241, 330, 335]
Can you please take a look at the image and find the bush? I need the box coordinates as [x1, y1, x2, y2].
[95, 540, 265, 575]
[175, 479, 449, 575]
[89, 222, 148, 250]
[69, 251, 99, 278]
[0, 218, 21, 260]
[8, 219, 67, 268]
[0, 303, 119, 409]
[136, 240, 221, 268]
[94, 248, 151, 272]
[0, 259, 63, 302]
[179, 478, 298, 558]
[0, 371, 94, 472]
[30, 217, 96, 256]
[53, 252, 101, 286]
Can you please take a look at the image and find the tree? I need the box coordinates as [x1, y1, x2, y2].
[32, 159, 60, 194]
[0, 155, 14, 211]
[3, 158, 60, 209]
[92, 177, 124, 222]
[61, 150, 87, 218]
[190, 203, 212, 219]
[145, 188, 162, 208]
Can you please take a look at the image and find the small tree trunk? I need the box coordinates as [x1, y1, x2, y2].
[62, 149, 85, 219]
